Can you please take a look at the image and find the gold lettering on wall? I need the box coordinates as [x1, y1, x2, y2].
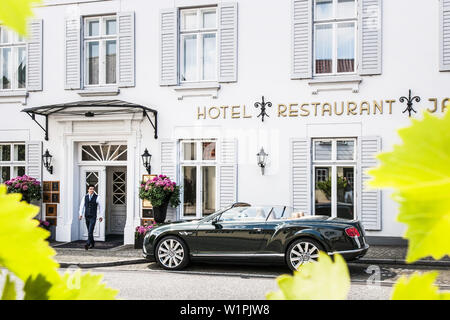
[289, 104, 298, 117]
[347, 102, 357, 115]
[300, 104, 310, 117]
[334, 102, 344, 116]
[360, 101, 370, 115]
[243, 105, 252, 118]
[385, 100, 396, 114]
[428, 98, 438, 113]
[442, 98, 449, 112]
[209, 107, 220, 119]
[198, 107, 206, 120]
[278, 104, 287, 117]
[322, 103, 332, 116]
[231, 106, 240, 119]
[374, 101, 383, 114]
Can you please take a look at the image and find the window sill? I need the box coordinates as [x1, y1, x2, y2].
[308, 75, 362, 95]
[0, 90, 28, 104]
[76, 86, 120, 97]
[173, 82, 221, 100]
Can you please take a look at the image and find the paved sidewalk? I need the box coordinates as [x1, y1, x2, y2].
[51, 242, 450, 268]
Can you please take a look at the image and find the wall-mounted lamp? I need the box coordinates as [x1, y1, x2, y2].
[42, 149, 53, 174]
[141, 148, 152, 174]
[256, 147, 268, 175]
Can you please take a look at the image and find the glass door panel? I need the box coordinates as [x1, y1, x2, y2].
[202, 166, 216, 216]
[337, 167, 355, 219]
[314, 166, 332, 217]
[182, 166, 197, 217]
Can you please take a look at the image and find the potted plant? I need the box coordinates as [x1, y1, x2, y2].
[139, 175, 181, 223]
[135, 224, 154, 249]
[38, 219, 55, 241]
[4, 175, 41, 204]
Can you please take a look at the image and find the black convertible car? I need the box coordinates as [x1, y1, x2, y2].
[142, 203, 369, 271]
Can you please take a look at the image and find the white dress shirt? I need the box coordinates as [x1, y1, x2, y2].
[79, 193, 103, 219]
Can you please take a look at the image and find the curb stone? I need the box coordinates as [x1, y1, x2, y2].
[352, 258, 450, 268]
[58, 258, 149, 269]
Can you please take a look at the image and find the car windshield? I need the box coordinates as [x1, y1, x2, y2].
[201, 205, 308, 223]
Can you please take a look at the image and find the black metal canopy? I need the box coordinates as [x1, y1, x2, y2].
[21, 99, 158, 140]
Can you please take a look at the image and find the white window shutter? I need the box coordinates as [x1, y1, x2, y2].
[359, 0, 382, 75]
[219, 139, 237, 208]
[27, 19, 43, 91]
[359, 137, 382, 231]
[64, 17, 81, 89]
[291, 0, 312, 79]
[26, 141, 42, 181]
[118, 12, 135, 87]
[160, 8, 178, 86]
[218, 2, 238, 83]
[440, 0, 450, 71]
[291, 139, 311, 213]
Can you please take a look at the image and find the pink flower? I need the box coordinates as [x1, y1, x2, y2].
[22, 185, 28, 191]
[15, 184, 20, 188]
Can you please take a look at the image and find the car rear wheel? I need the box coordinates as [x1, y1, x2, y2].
[286, 238, 323, 271]
[155, 236, 189, 270]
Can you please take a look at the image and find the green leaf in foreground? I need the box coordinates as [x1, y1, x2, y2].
[1, 274, 17, 300]
[391, 272, 450, 300]
[0, 0, 41, 36]
[368, 111, 450, 263]
[0, 185, 60, 283]
[24, 274, 52, 300]
[266, 252, 350, 300]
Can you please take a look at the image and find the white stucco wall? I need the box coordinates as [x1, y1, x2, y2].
[0, 0, 448, 243]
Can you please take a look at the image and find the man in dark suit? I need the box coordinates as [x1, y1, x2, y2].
[79, 185, 103, 250]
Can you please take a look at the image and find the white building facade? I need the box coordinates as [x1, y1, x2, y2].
[0, 0, 449, 245]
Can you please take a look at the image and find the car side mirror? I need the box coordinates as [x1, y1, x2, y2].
[211, 217, 222, 229]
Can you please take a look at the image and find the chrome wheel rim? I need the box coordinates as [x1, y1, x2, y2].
[158, 239, 184, 269]
[290, 242, 319, 270]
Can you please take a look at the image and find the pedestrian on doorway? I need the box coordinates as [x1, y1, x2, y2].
[79, 184, 103, 250]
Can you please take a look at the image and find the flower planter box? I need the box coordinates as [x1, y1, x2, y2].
[134, 233, 144, 249]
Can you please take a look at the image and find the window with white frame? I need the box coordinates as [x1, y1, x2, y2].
[180, 7, 218, 83]
[314, 0, 357, 75]
[0, 143, 26, 183]
[84, 16, 117, 86]
[180, 140, 217, 219]
[0, 27, 26, 90]
[312, 138, 356, 220]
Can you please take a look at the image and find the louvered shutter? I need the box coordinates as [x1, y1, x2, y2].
[291, 0, 312, 79]
[160, 9, 178, 86]
[359, 0, 382, 75]
[160, 140, 178, 221]
[359, 137, 382, 231]
[291, 139, 311, 213]
[218, 2, 238, 83]
[219, 139, 237, 208]
[440, 0, 450, 71]
[118, 12, 135, 87]
[64, 17, 81, 89]
[27, 19, 43, 91]
[26, 141, 42, 181]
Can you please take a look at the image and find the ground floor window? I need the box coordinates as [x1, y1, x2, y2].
[0, 143, 26, 183]
[312, 138, 356, 219]
[180, 140, 217, 219]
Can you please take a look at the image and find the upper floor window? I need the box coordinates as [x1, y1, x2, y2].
[314, 0, 357, 76]
[84, 16, 117, 86]
[180, 7, 218, 83]
[0, 27, 26, 90]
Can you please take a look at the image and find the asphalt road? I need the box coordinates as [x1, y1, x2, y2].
[2, 262, 449, 300]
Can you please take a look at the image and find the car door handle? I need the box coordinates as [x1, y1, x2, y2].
[253, 228, 262, 232]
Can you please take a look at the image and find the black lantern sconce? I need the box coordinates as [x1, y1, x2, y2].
[257, 147, 268, 175]
[42, 149, 53, 174]
[141, 148, 152, 174]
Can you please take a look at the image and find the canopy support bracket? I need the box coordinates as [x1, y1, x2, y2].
[26, 112, 48, 141]
[143, 110, 158, 139]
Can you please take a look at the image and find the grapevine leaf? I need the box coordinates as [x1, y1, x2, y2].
[48, 270, 119, 300]
[0, 0, 41, 36]
[391, 272, 450, 300]
[0, 185, 60, 283]
[1, 273, 17, 300]
[368, 111, 450, 263]
[266, 252, 350, 300]
[24, 274, 52, 300]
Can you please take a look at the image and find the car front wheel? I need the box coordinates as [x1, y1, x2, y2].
[286, 238, 323, 271]
[155, 236, 189, 270]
